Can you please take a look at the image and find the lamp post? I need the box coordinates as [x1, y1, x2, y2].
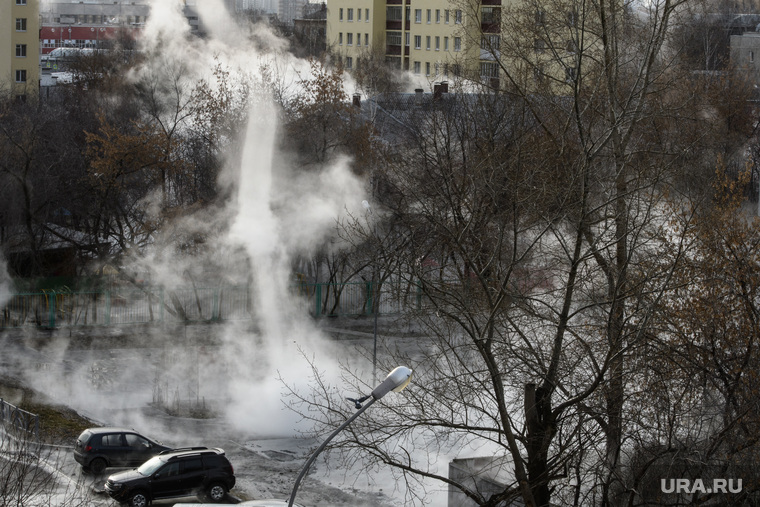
[361, 200, 379, 382]
[287, 366, 413, 507]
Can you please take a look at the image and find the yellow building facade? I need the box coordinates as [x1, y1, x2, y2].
[1, 0, 40, 100]
[327, 0, 588, 94]
[326, 0, 483, 84]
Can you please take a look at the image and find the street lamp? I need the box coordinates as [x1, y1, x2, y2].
[287, 366, 413, 507]
[361, 200, 379, 382]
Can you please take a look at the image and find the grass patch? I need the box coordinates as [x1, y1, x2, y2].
[0, 375, 93, 445]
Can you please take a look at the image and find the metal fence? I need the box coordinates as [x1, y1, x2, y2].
[0, 399, 39, 438]
[0, 281, 420, 329]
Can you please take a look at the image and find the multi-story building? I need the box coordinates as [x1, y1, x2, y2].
[39, 0, 205, 42]
[279, 0, 307, 25]
[326, 0, 481, 84]
[1, 0, 40, 101]
[325, 0, 595, 93]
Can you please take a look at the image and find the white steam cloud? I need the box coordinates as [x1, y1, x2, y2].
[134, 0, 367, 435]
[5, 0, 368, 459]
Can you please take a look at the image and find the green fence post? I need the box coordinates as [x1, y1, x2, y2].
[48, 291, 56, 328]
[105, 290, 111, 326]
[315, 284, 322, 317]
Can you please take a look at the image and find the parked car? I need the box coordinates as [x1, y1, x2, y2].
[73, 427, 171, 474]
[105, 447, 236, 507]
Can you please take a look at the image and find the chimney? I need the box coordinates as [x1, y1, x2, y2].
[352, 93, 361, 108]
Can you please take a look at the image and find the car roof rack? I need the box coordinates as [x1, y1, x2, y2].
[159, 446, 209, 455]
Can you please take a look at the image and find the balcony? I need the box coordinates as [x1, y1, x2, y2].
[481, 0, 502, 4]
[386, 20, 402, 29]
[481, 22, 500, 33]
[386, 44, 402, 55]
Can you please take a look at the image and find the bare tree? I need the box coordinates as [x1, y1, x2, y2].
[285, 0, 760, 503]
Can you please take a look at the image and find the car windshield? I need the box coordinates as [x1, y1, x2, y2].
[136, 456, 164, 476]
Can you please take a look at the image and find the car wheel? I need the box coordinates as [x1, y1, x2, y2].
[128, 491, 149, 507]
[89, 458, 107, 475]
[205, 482, 227, 502]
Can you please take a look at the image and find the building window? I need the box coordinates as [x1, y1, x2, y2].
[436, 9, 441, 23]
[347, 8, 353, 21]
[414, 35, 422, 49]
[444, 37, 449, 51]
[347, 33, 353, 45]
[365, 33, 369, 46]
[414, 61, 421, 74]
[454, 37, 461, 52]
[426, 36, 431, 50]
[387, 6, 402, 21]
[16, 0, 27, 4]
[455, 10, 462, 24]
[534, 64, 545, 82]
[405, 32, 410, 46]
[15, 69, 27, 82]
[339, 8, 343, 21]
[16, 44, 27, 57]
[534, 39, 545, 53]
[415, 9, 422, 23]
[567, 9, 578, 27]
[435, 36, 440, 50]
[15, 18, 27, 31]
[480, 62, 499, 78]
[366, 9, 369, 21]
[387, 31, 402, 45]
[339, 32, 343, 45]
[445, 10, 450, 23]
[346, 56, 353, 69]
[535, 10, 546, 25]
[481, 7, 500, 24]
[481, 35, 500, 50]
[358, 9, 361, 21]
[426, 62, 430, 75]
[427, 9, 431, 23]
[751, 51, 755, 62]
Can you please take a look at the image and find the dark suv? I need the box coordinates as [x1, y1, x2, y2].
[104, 447, 235, 507]
[73, 427, 171, 474]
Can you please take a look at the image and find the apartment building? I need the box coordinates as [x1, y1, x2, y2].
[326, 0, 490, 84]
[327, 0, 595, 94]
[39, 0, 205, 40]
[1, 0, 40, 100]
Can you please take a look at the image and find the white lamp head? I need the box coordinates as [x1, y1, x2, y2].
[371, 366, 413, 400]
